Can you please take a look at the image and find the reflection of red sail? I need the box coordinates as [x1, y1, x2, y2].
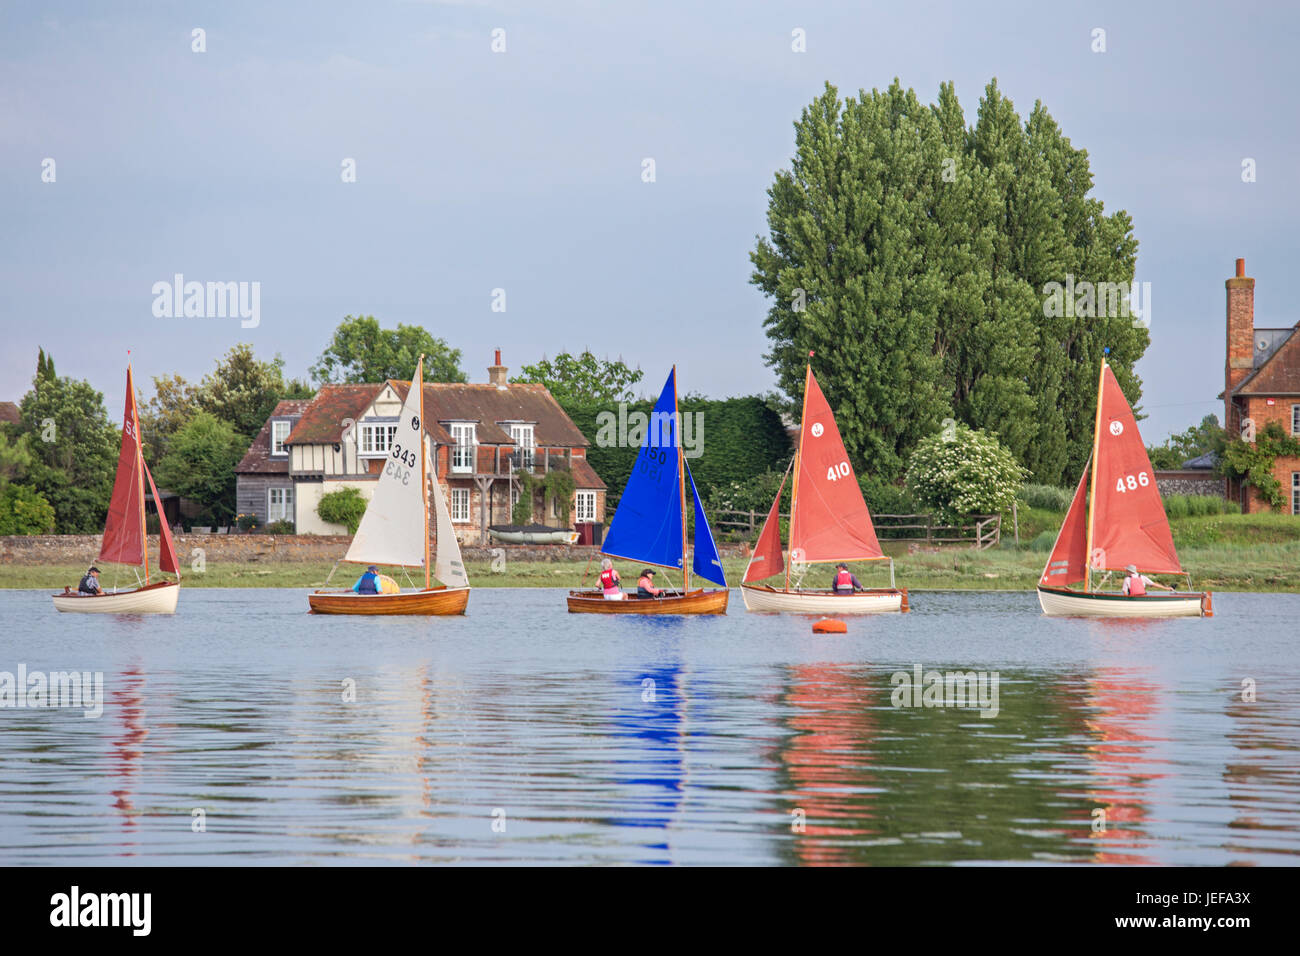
[790, 369, 883, 564]
[111, 668, 147, 853]
[1089, 365, 1181, 574]
[781, 665, 877, 865]
[1040, 462, 1090, 586]
[99, 366, 146, 568]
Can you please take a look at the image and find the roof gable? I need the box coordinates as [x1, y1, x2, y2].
[236, 399, 312, 474]
[1232, 326, 1300, 396]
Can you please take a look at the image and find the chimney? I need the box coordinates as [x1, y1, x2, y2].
[488, 348, 508, 387]
[1225, 257, 1255, 434]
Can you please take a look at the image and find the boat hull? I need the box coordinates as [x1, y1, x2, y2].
[1036, 585, 1209, 618]
[308, 586, 470, 615]
[489, 530, 578, 545]
[740, 584, 907, 614]
[566, 588, 729, 615]
[52, 581, 180, 614]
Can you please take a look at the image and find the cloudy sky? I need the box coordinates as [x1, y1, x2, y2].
[2, 0, 1296, 443]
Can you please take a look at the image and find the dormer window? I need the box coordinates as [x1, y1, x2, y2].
[360, 421, 399, 457]
[509, 423, 535, 470]
[450, 423, 476, 473]
[271, 420, 291, 456]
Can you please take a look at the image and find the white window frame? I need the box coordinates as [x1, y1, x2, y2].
[359, 422, 399, 457]
[1293, 472, 1299, 516]
[1292, 404, 1299, 437]
[509, 423, 535, 470]
[451, 487, 471, 523]
[575, 490, 597, 523]
[267, 486, 293, 523]
[271, 420, 291, 456]
[450, 424, 476, 473]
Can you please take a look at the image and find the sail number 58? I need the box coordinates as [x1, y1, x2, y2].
[826, 461, 852, 482]
[1114, 471, 1150, 493]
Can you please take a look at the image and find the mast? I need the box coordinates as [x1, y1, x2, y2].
[129, 362, 149, 586]
[418, 354, 430, 590]
[1083, 357, 1106, 593]
[674, 365, 687, 593]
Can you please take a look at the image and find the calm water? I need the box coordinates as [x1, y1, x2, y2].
[0, 588, 1297, 866]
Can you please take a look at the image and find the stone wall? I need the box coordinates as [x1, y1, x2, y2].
[1153, 472, 1223, 498]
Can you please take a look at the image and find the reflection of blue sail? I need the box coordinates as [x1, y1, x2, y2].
[601, 369, 683, 569]
[608, 665, 686, 864]
[687, 461, 727, 587]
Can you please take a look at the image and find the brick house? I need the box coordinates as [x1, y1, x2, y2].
[249, 352, 606, 542]
[1221, 257, 1300, 514]
[234, 398, 312, 527]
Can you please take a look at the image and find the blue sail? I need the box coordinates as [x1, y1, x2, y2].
[686, 460, 727, 587]
[601, 369, 683, 570]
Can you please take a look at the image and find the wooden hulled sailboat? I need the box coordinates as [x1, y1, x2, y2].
[53, 364, 181, 613]
[567, 367, 729, 615]
[308, 355, 471, 615]
[1037, 358, 1211, 618]
[741, 363, 906, 614]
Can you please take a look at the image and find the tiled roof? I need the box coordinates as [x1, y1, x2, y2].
[570, 457, 606, 489]
[284, 385, 379, 445]
[1230, 326, 1300, 396]
[0, 401, 19, 425]
[236, 399, 312, 474]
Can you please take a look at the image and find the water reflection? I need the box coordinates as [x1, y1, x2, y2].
[109, 665, 146, 853]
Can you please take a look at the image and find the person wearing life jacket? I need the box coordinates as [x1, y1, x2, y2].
[1122, 564, 1172, 596]
[637, 569, 665, 598]
[832, 563, 863, 594]
[353, 565, 381, 595]
[599, 558, 624, 600]
[78, 566, 102, 595]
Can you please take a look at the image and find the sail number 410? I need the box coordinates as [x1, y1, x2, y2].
[826, 461, 852, 481]
[1115, 471, 1150, 492]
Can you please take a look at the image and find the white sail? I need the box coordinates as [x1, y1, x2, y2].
[428, 442, 470, 588]
[344, 364, 428, 568]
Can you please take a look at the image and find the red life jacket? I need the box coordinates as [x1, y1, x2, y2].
[600, 568, 618, 590]
[1127, 573, 1146, 596]
[834, 569, 853, 591]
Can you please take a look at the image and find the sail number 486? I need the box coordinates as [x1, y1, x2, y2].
[826, 461, 852, 481]
[1115, 471, 1150, 493]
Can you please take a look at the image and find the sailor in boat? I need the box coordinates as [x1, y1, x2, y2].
[353, 565, 381, 595]
[78, 567, 102, 595]
[1122, 564, 1173, 596]
[832, 563, 864, 595]
[599, 559, 625, 600]
[637, 569, 666, 599]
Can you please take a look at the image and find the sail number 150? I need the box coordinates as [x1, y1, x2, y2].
[1115, 471, 1150, 493]
[826, 461, 852, 482]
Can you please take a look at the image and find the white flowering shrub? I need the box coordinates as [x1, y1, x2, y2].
[906, 424, 1026, 522]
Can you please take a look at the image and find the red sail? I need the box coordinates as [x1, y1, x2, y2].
[99, 367, 146, 567]
[1040, 461, 1089, 586]
[143, 460, 179, 576]
[789, 368, 884, 563]
[1089, 364, 1182, 574]
[743, 471, 788, 583]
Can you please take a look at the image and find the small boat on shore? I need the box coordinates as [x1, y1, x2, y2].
[53, 362, 181, 614]
[740, 361, 906, 614]
[1036, 356, 1211, 618]
[488, 525, 579, 545]
[567, 366, 728, 615]
[308, 354, 470, 615]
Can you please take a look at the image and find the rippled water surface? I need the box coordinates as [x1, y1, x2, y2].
[1, 588, 1297, 865]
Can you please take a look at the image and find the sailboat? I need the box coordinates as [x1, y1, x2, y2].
[567, 367, 729, 615]
[1037, 357, 1211, 618]
[740, 362, 907, 614]
[308, 354, 471, 615]
[53, 363, 181, 613]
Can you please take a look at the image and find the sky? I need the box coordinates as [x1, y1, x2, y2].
[2, 0, 1297, 443]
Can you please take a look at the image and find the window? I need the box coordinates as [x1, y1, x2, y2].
[551, 496, 559, 519]
[360, 422, 398, 456]
[1293, 472, 1299, 516]
[451, 424, 476, 473]
[271, 420, 291, 456]
[451, 488, 470, 523]
[509, 424, 535, 470]
[1292, 404, 1299, 437]
[576, 490, 597, 523]
[268, 486, 293, 523]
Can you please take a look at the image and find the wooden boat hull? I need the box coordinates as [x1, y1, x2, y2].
[489, 529, 579, 545]
[308, 586, 470, 616]
[52, 581, 180, 614]
[1036, 585, 1209, 618]
[566, 588, 729, 615]
[741, 583, 907, 614]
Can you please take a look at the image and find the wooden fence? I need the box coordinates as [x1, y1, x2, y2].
[711, 511, 1001, 550]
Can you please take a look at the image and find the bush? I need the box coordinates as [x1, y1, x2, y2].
[1225, 500, 1242, 515]
[1017, 483, 1072, 512]
[237, 513, 260, 531]
[1029, 529, 1057, 552]
[705, 468, 792, 517]
[860, 475, 916, 515]
[154, 410, 248, 525]
[316, 487, 368, 533]
[906, 425, 1027, 523]
[0, 483, 56, 534]
[1165, 495, 1190, 519]
[264, 519, 295, 534]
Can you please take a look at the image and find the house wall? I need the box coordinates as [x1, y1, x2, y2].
[1227, 396, 1300, 514]
[236, 475, 295, 526]
[294, 477, 379, 534]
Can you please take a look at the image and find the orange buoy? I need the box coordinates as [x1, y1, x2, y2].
[812, 618, 847, 634]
